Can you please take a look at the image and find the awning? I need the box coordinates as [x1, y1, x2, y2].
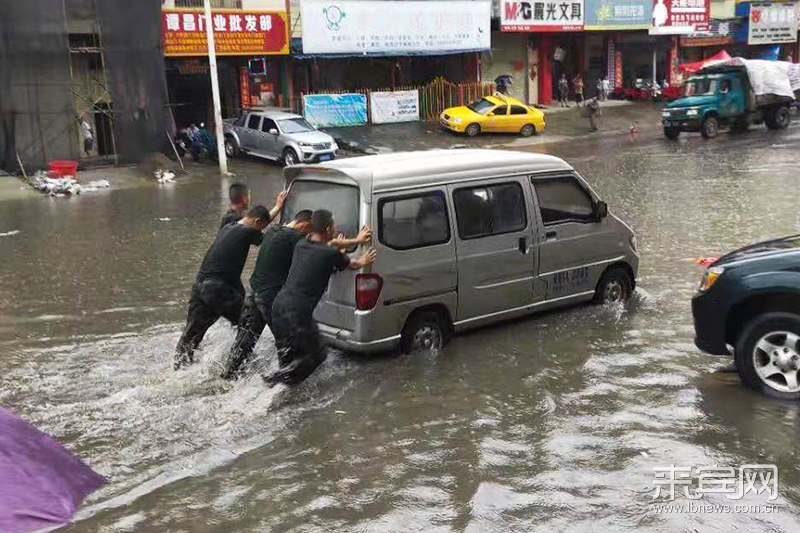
[679, 50, 732, 74]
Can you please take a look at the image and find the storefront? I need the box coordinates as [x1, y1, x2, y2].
[583, 0, 655, 92]
[501, 0, 585, 104]
[161, 6, 290, 127]
[292, 1, 490, 98]
[733, 1, 798, 60]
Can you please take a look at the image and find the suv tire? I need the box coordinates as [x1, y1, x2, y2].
[283, 148, 299, 167]
[224, 136, 239, 158]
[735, 312, 800, 400]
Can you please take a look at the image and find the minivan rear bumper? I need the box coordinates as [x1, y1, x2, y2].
[318, 322, 401, 354]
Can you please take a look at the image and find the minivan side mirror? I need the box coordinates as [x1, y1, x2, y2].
[594, 201, 608, 220]
[268, 128, 278, 135]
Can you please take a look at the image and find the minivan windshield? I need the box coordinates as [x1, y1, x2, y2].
[279, 118, 315, 134]
[467, 98, 496, 115]
[283, 180, 360, 240]
[685, 78, 718, 96]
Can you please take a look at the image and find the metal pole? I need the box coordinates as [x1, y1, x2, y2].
[204, 0, 229, 175]
[652, 48, 657, 85]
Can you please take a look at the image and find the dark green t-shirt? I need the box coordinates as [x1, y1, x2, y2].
[249, 226, 306, 296]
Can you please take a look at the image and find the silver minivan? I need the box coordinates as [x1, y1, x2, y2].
[282, 150, 639, 354]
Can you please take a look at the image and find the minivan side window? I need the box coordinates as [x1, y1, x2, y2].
[533, 176, 594, 225]
[453, 182, 527, 239]
[246, 115, 261, 130]
[379, 192, 450, 250]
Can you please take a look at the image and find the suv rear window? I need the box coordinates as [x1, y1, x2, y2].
[283, 180, 360, 239]
[379, 192, 449, 250]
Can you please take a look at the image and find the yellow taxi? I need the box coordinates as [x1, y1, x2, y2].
[440, 94, 546, 137]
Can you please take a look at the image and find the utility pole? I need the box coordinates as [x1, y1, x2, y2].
[204, 0, 229, 175]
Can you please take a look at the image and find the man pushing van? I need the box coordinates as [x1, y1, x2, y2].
[174, 205, 272, 370]
[264, 209, 376, 387]
[222, 211, 372, 380]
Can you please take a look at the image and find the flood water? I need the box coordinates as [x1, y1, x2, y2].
[2, 124, 800, 532]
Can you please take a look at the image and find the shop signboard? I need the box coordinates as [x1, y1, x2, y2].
[501, 0, 585, 31]
[649, 0, 709, 35]
[162, 10, 289, 56]
[300, 1, 491, 54]
[748, 3, 798, 45]
[370, 90, 420, 124]
[584, 0, 652, 30]
[303, 94, 368, 128]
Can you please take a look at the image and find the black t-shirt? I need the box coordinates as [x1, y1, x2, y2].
[220, 208, 244, 229]
[280, 238, 351, 309]
[197, 223, 263, 285]
[249, 226, 306, 296]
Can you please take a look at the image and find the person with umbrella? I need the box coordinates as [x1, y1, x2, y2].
[0, 408, 105, 533]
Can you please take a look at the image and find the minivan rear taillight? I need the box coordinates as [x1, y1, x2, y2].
[356, 274, 383, 310]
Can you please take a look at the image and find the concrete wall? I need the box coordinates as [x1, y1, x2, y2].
[481, 32, 528, 103]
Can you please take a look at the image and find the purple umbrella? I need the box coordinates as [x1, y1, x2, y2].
[0, 408, 106, 533]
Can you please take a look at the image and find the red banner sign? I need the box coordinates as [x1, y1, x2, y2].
[650, 0, 709, 34]
[162, 10, 289, 56]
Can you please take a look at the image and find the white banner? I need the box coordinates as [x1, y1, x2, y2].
[501, 0, 584, 32]
[749, 3, 798, 45]
[370, 90, 420, 124]
[300, 1, 491, 54]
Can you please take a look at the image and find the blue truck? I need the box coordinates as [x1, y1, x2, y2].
[662, 59, 799, 140]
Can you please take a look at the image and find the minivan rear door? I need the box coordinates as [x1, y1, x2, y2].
[448, 177, 540, 321]
[283, 178, 363, 331]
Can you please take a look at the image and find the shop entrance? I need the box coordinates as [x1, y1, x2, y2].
[550, 34, 583, 100]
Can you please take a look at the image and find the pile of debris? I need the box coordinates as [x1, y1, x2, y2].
[28, 171, 110, 197]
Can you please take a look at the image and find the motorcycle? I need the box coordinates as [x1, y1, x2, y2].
[190, 127, 218, 162]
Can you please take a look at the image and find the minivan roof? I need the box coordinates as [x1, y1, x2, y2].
[286, 150, 573, 194]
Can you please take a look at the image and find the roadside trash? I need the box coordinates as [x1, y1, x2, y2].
[157, 217, 171, 222]
[0, 230, 21, 237]
[30, 171, 82, 196]
[82, 179, 110, 192]
[0, 407, 106, 533]
[154, 169, 176, 183]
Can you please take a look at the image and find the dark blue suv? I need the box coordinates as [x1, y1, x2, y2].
[692, 235, 800, 400]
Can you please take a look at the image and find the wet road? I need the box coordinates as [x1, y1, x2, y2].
[2, 124, 800, 532]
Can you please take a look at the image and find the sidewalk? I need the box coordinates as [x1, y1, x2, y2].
[325, 100, 665, 155]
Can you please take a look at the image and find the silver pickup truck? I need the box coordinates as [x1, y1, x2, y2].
[223, 110, 338, 166]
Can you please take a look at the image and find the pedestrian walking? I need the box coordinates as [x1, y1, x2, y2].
[80, 118, 93, 156]
[602, 77, 611, 100]
[265, 209, 376, 387]
[558, 74, 570, 107]
[596, 78, 604, 101]
[174, 205, 272, 370]
[587, 97, 600, 132]
[573, 74, 585, 107]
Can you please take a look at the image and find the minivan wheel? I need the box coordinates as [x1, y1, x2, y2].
[401, 311, 448, 354]
[735, 312, 800, 400]
[520, 124, 536, 137]
[465, 124, 481, 137]
[594, 267, 633, 304]
[283, 148, 299, 167]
